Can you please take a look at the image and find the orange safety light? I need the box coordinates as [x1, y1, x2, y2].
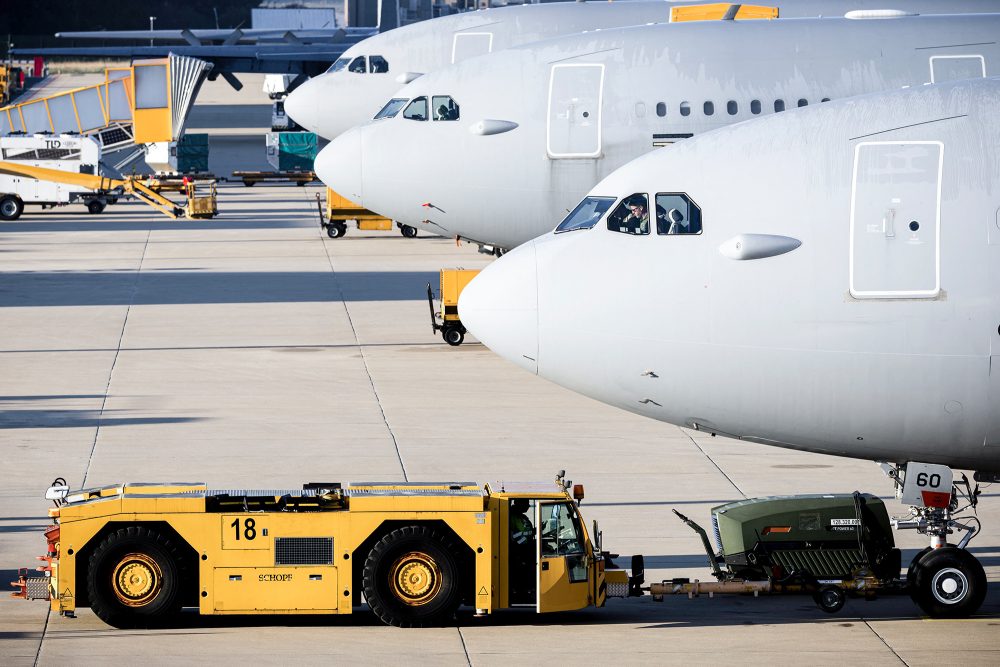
[572, 484, 585, 501]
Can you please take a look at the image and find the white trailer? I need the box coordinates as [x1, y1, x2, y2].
[0, 134, 120, 220]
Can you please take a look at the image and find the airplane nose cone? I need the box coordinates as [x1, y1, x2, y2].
[315, 126, 364, 203]
[284, 79, 323, 135]
[459, 243, 538, 374]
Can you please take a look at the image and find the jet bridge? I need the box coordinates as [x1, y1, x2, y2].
[0, 54, 212, 170]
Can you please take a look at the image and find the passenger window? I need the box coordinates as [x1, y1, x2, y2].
[727, 100, 738, 115]
[374, 98, 408, 120]
[402, 97, 428, 121]
[774, 99, 785, 112]
[606, 193, 651, 236]
[348, 56, 367, 74]
[797, 98, 808, 108]
[655, 193, 703, 235]
[750, 99, 761, 115]
[556, 196, 617, 233]
[679, 101, 691, 117]
[432, 95, 460, 121]
[704, 101, 714, 116]
[369, 55, 389, 73]
[656, 102, 666, 117]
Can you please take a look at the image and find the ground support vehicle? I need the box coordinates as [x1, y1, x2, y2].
[427, 269, 480, 346]
[13, 473, 627, 628]
[233, 169, 317, 187]
[0, 158, 218, 220]
[314, 188, 417, 239]
[639, 481, 987, 618]
[0, 134, 120, 219]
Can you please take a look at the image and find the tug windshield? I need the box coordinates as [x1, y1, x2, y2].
[555, 196, 617, 233]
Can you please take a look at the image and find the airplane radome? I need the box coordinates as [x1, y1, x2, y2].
[284, 0, 1000, 140]
[459, 77, 1000, 473]
[316, 11, 1000, 251]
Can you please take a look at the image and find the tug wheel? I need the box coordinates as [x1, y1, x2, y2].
[87, 526, 186, 628]
[327, 222, 347, 239]
[813, 585, 846, 614]
[442, 327, 464, 346]
[400, 224, 418, 238]
[363, 525, 463, 627]
[0, 195, 24, 220]
[87, 199, 106, 215]
[909, 546, 986, 618]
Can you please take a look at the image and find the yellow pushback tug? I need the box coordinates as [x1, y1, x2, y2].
[12, 472, 631, 628]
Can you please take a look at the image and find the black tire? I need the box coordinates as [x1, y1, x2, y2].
[363, 525, 464, 627]
[813, 585, 846, 614]
[327, 222, 347, 239]
[243, 180, 255, 187]
[0, 195, 24, 221]
[906, 546, 934, 586]
[400, 224, 417, 238]
[87, 526, 187, 629]
[909, 546, 987, 618]
[443, 327, 465, 346]
[87, 199, 106, 215]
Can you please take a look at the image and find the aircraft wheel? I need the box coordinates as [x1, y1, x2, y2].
[0, 195, 24, 221]
[909, 546, 986, 618]
[400, 224, 418, 238]
[243, 181, 254, 187]
[327, 222, 347, 239]
[813, 585, 846, 614]
[443, 327, 465, 346]
[87, 199, 106, 215]
[363, 525, 463, 627]
[87, 526, 187, 628]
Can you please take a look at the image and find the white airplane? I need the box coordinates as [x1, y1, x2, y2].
[458, 76, 1000, 616]
[284, 0, 997, 140]
[315, 9, 1000, 251]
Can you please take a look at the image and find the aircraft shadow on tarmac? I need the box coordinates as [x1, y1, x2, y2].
[0, 271, 437, 306]
[0, 408, 200, 429]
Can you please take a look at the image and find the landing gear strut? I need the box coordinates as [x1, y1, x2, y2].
[880, 461, 986, 618]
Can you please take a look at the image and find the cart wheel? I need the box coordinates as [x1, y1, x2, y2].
[243, 180, 254, 187]
[363, 525, 463, 627]
[443, 327, 464, 346]
[909, 546, 986, 618]
[87, 526, 187, 629]
[87, 199, 106, 215]
[400, 224, 418, 238]
[0, 195, 24, 221]
[327, 222, 348, 239]
[813, 585, 846, 614]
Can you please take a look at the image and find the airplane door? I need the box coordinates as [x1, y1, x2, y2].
[849, 141, 943, 299]
[536, 501, 591, 612]
[452, 32, 493, 64]
[546, 64, 604, 159]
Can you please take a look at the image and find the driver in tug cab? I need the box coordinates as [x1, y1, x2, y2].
[509, 499, 535, 602]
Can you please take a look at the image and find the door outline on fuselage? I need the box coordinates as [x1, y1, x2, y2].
[545, 63, 605, 159]
[451, 32, 493, 64]
[848, 140, 944, 299]
[929, 54, 986, 83]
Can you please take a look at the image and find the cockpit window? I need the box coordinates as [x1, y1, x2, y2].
[327, 57, 351, 73]
[374, 98, 408, 120]
[555, 196, 616, 233]
[607, 193, 651, 235]
[432, 95, 460, 121]
[370, 55, 389, 73]
[655, 193, 703, 235]
[402, 96, 428, 121]
[348, 56, 367, 74]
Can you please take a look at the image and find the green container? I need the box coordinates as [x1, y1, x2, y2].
[266, 132, 317, 171]
[176, 133, 209, 173]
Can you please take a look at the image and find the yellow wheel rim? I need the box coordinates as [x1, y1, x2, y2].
[111, 552, 163, 607]
[389, 551, 442, 606]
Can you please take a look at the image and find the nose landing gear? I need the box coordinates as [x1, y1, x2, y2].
[880, 461, 987, 618]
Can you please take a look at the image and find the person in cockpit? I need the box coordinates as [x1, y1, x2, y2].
[662, 208, 690, 235]
[436, 104, 450, 121]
